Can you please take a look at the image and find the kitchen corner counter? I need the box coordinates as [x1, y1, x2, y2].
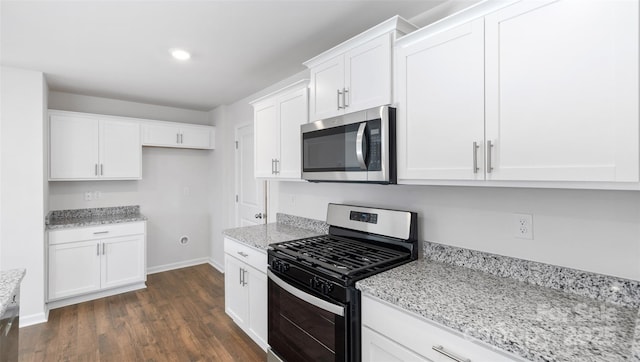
[0, 269, 25, 316]
[357, 258, 640, 361]
[46, 205, 147, 230]
[223, 222, 323, 251]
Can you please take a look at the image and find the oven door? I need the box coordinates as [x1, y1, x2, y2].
[268, 270, 348, 362]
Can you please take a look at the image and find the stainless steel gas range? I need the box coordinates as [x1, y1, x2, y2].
[267, 203, 418, 362]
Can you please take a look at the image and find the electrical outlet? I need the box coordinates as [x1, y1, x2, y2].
[84, 191, 93, 201]
[514, 213, 533, 239]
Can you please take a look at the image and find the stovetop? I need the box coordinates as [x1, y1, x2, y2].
[269, 235, 411, 281]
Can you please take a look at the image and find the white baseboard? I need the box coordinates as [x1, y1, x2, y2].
[146, 257, 210, 275]
[47, 283, 146, 310]
[209, 257, 224, 273]
[19, 311, 48, 328]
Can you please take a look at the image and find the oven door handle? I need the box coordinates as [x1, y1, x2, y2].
[355, 122, 368, 170]
[268, 270, 345, 317]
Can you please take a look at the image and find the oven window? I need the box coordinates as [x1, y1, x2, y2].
[268, 278, 346, 362]
[302, 123, 362, 172]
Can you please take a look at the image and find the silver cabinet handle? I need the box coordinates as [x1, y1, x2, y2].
[180, 133, 184, 144]
[337, 89, 343, 110]
[93, 231, 109, 235]
[274, 159, 279, 175]
[487, 140, 494, 173]
[100, 164, 103, 176]
[102, 243, 106, 255]
[355, 122, 367, 170]
[343, 88, 349, 107]
[271, 159, 275, 174]
[237, 251, 249, 257]
[239, 267, 243, 285]
[472, 141, 479, 173]
[97, 243, 100, 256]
[432, 345, 471, 362]
[242, 269, 247, 286]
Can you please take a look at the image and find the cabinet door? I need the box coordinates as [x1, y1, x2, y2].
[100, 120, 142, 179]
[309, 55, 344, 121]
[485, 0, 639, 182]
[48, 241, 101, 300]
[224, 255, 249, 326]
[247, 266, 268, 351]
[141, 122, 180, 147]
[180, 125, 214, 149]
[362, 326, 432, 362]
[344, 33, 392, 114]
[50, 114, 100, 180]
[101, 235, 145, 290]
[277, 87, 308, 179]
[254, 99, 279, 178]
[397, 18, 485, 182]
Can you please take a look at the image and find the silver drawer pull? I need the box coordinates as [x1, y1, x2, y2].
[237, 251, 249, 258]
[93, 231, 109, 234]
[432, 345, 471, 362]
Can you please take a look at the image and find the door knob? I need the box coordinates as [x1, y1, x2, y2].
[255, 213, 264, 219]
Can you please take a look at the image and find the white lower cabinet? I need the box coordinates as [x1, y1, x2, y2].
[362, 295, 524, 362]
[224, 237, 267, 351]
[48, 222, 146, 304]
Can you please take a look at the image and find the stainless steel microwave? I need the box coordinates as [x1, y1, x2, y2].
[301, 106, 396, 183]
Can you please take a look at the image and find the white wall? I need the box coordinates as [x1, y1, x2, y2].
[48, 92, 213, 272]
[278, 183, 640, 281]
[0, 67, 48, 326]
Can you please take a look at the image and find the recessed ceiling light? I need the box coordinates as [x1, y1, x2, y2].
[170, 49, 191, 61]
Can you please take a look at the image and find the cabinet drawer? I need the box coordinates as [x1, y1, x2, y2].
[49, 222, 145, 245]
[362, 295, 523, 362]
[224, 237, 267, 272]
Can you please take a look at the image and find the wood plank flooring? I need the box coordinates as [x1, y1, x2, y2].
[19, 264, 266, 362]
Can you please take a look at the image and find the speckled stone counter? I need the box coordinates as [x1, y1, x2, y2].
[0, 269, 25, 316]
[223, 213, 325, 251]
[46, 205, 147, 230]
[357, 258, 640, 361]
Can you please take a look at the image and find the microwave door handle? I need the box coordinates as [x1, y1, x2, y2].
[355, 122, 367, 170]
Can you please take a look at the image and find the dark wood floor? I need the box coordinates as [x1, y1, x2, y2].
[19, 264, 266, 362]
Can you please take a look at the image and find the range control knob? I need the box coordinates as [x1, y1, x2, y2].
[271, 260, 289, 273]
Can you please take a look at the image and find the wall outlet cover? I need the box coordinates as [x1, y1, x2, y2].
[514, 213, 533, 240]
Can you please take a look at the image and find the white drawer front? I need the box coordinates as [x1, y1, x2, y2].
[224, 237, 267, 272]
[362, 295, 524, 362]
[49, 221, 146, 245]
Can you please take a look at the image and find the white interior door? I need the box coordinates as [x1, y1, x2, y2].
[236, 123, 266, 226]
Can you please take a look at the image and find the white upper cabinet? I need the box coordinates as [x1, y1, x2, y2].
[305, 16, 417, 122]
[251, 80, 309, 180]
[253, 98, 279, 178]
[49, 111, 142, 181]
[395, 0, 639, 188]
[142, 121, 215, 149]
[485, 0, 639, 182]
[396, 18, 485, 181]
[100, 120, 142, 178]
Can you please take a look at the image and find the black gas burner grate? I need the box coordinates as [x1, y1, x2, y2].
[271, 235, 409, 278]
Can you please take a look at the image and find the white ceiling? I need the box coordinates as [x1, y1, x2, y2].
[1, 1, 444, 111]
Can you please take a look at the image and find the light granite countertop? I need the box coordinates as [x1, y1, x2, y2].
[357, 259, 640, 362]
[223, 222, 323, 251]
[46, 205, 147, 230]
[0, 269, 25, 316]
